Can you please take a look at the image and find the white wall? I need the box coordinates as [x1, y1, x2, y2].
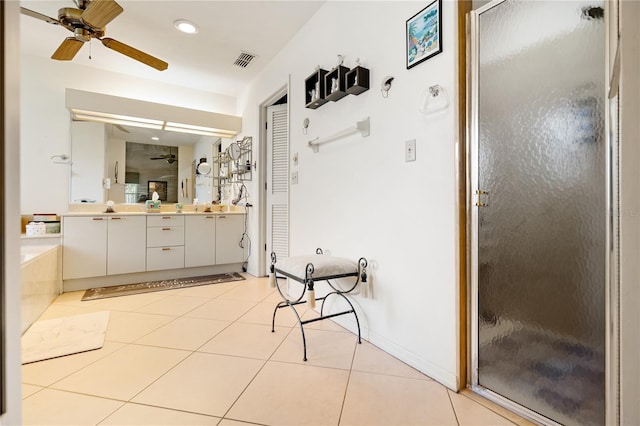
[238, 1, 460, 388]
[20, 54, 237, 214]
[4, 1, 23, 423]
[619, 0, 640, 423]
[70, 121, 106, 203]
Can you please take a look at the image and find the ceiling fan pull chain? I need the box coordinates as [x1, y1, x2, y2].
[89, 38, 92, 60]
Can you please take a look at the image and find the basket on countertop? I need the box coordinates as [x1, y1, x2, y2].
[26, 222, 46, 236]
[30, 213, 60, 234]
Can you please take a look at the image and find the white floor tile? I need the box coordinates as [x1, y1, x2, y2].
[51, 344, 190, 400]
[132, 352, 264, 417]
[135, 316, 230, 350]
[23, 388, 123, 426]
[227, 361, 350, 426]
[99, 402, 221, 425]
[21, 275, 527, 426]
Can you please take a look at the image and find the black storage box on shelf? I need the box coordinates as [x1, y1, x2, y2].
[345, 66, 370, 95]
[324, 65, 350, 102]
[305, 68, 329, 109]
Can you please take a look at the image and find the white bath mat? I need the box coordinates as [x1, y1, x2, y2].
[21, 311, 110, 364]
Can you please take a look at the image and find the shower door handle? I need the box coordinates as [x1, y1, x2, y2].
[475, 189, 489, 207]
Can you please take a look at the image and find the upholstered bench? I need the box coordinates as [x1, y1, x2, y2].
[269, 249, 367, 361]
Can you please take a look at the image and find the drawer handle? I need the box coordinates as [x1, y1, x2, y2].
[111, 217, 122, 220]
[92, 217, 104, 221]
[162, 216, 172, 219]
[162, 227, 171, 231]
[206, 216, 215, 219]
[219, 215, 226, 219]
[162, 247, 171, 251]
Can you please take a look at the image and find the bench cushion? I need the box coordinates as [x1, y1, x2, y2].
[275, 255, 358, 281]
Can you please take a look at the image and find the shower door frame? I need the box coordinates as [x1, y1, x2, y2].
[465, 0, 619, 424]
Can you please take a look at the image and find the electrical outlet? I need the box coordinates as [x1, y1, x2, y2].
[405, 139, 416, 162]
[291, 170, 299, 184]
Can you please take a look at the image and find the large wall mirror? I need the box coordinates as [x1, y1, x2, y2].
[66, 89, 241, 205]
[70, 122, 225, 204]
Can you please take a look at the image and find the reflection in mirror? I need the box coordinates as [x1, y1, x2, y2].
[125, 143, 179, 203]
[66, 89, 241, 205]
[70, 122, 224, 204]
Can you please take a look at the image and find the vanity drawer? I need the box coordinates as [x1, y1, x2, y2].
[147, 215, 184, 227]
[147, 226, 185, 247]
[146, 246, 184, 271]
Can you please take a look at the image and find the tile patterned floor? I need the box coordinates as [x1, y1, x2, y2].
[22, 275, 529, 425]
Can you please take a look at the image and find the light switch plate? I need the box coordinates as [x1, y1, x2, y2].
[405, 139, 416, 162]
[291, 170, 298, 184]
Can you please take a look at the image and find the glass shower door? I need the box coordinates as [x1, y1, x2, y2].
[471, 1, 606, 424]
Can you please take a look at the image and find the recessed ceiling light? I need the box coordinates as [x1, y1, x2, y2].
[151, 136, 160, 141]
[174, 19, 199, 34]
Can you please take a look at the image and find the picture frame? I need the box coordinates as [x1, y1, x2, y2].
[147, 180, 168, 201]
[406, 0, 443, 69]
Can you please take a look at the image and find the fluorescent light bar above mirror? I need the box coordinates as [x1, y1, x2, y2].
[71, 109, 165, 126]
[164, 121, 238, 136]
[72, 113, 164, 130]
[66, 89, 242, 138]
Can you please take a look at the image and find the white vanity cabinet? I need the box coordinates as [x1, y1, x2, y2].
[63, 212, 246, 286]
[107, 216, 146, 275]
[63, 216, 108, 279]
[184, 215, 216, 268]
[63, 215, 146, 279]
[216, 214, 246, 264]
[146, 215, 185, 271]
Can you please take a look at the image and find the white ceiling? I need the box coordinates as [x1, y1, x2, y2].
[19, 0, 325, 97]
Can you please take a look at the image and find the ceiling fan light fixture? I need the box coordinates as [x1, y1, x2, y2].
[174, 19, 199, 34]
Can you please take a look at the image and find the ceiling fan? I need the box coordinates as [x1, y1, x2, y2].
[21, 0, 169, 71]
[150, 147, 176, 164]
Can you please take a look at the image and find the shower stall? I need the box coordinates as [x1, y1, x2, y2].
[468, 1, 608, 424]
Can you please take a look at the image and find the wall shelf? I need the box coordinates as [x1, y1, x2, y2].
[305, 68, 329, 109]
[304, 61, 370, 109]
[345, 66, 370, 95]
[324, 65, 350, 102]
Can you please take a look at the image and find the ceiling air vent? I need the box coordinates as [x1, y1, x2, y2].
[234, 51, 256, 68]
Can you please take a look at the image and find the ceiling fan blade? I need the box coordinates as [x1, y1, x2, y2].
[20, 7, 61, 25]
[101, 38, 169, 71]
[52, 38, 84, 61]
[81, 0, 123, 28]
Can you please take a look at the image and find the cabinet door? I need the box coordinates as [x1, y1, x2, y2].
[147, 246, 185, 271]
[147, 226, 185, 247]
[147, 215, 184, 227]
[185, 215, 216, 268]
[63, 216, 107, 279]
[107, 216, 146, 275]
[216, 214, 246, 264]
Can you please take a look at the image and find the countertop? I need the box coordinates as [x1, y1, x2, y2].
[60, 210, 246, 217]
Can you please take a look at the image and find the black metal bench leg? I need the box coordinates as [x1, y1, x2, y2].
[335, 292, 362, 344]
[271, 301, 287, 332]
[287, 300, 308, 361]
[272, 298, 309, 361]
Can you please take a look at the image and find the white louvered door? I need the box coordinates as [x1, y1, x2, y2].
[266, 104, 289, 273]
